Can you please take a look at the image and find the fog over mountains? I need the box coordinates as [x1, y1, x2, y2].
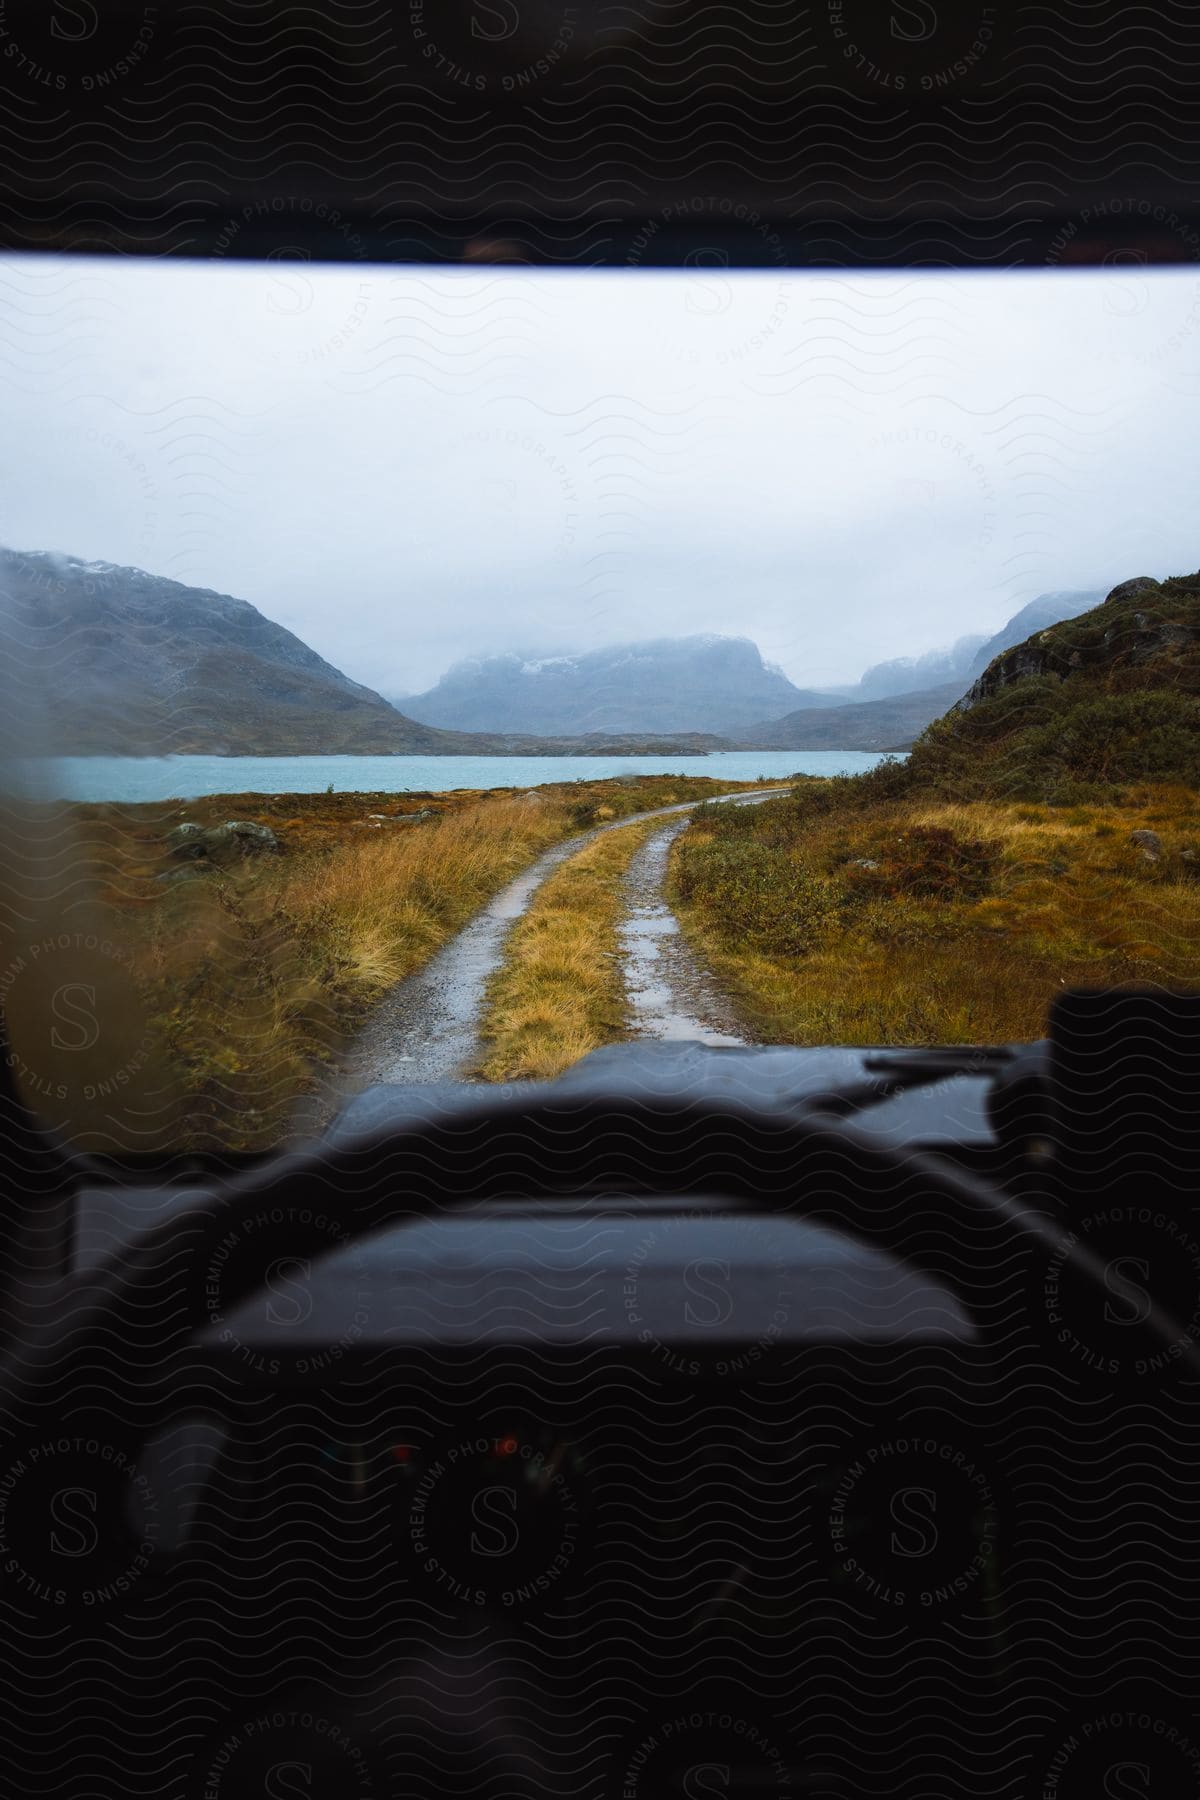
[394, 637, 830, 738]
[829, 592, 1104, 704]
[1, 547, 1116, 756]
[400, 591, 1108, 747]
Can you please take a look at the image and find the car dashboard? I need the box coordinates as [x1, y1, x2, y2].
[20, 1032, 1200, 1796]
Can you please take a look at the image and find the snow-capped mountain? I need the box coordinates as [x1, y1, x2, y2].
[398, 636, 827, 736]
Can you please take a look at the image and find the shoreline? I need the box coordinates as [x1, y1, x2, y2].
[26, 750, 899, 806]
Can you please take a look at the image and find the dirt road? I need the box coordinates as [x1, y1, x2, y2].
[351, 788, 786, 1086]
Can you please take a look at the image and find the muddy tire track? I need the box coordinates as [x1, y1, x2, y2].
[619, 816, 746, 1046]
[348, 789, 789, 1087]
[619, 794, 781, 1047]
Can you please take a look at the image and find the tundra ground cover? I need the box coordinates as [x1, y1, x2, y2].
[670, 782, 1200, 1046]
[19, 775, 758, 1153]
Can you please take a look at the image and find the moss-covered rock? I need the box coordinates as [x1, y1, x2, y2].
[905, 571, 1200, 800]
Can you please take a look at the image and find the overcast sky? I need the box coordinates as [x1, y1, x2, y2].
[1, 254, 1197, 694]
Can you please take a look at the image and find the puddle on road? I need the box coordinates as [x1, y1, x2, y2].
[619, 818, 746, 1047]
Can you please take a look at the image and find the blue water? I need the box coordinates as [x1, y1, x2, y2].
[35, 750, 899, 803]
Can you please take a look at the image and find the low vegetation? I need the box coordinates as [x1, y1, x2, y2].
[671, 782, 1200, 1045]
[475, 817, 659, 1083]
[895, 571, 1200, 803]
[16, 776, 757, 1155]
[670, 572, 1200, 1046]
[12, 572, 1199, 1142]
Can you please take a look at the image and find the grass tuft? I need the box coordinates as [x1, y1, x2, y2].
[475, 818, 658, 1083]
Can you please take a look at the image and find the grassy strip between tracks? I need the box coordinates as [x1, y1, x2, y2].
[474, 815, 662, 1084]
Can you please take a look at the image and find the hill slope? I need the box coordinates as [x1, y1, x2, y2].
[0, 549, 471, 756]
[965, 588, 1105, 676]
[815, 590, 1103, 706]
[851, 635, 987, 701]
[739, 591, 1106, 748]
[905, 573, 1200, 798]
[736, 682, 967, 752]
[399, 637, 826, 736]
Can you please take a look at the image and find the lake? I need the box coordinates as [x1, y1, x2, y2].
[33, 750, 899, 803]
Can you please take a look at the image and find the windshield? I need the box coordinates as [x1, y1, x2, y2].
[2, 256, 1198, 1156]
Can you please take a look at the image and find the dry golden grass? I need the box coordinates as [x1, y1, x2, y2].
[66, 793, 574, 1153]
[671, 783, 1200, 1047]
[280, 795, 572, 996]
[28, 775, 757, 1153]
[475, 817, 659, 1083]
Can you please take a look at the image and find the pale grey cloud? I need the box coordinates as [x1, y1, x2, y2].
[0, 255, 1196, 694]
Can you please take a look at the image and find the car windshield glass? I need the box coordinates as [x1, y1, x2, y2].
[1, 256, 1198, 1158]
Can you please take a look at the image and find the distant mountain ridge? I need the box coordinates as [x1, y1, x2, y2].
[1, 551, 1115, 758]
[398, 637, 828, 737]
[0, 548, 468, 755]
[0, 551, 752, 758]
[832, 591, 1104, 704]
[847, 635, 989, 701]
[737, 590, 1109, 749]
[966, 590, 1106, 675]
[735, 683, 968, 753]
[405, 596, 1109, 745]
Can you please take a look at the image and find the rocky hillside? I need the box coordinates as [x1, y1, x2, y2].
[0, 549, 472, 756]
[739, 590, 1106, 750]
[965, 588, 1105, 677]
[735, 682, 966, 752]
[905, 573, 1200, 798]
[399, 636, 827, 737]
[828, 590, 1102, 704]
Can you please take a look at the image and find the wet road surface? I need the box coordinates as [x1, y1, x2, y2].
[619, 814, 748, 1046]
[350, 788, 787, 1087]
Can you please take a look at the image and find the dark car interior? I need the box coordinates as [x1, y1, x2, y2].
[2, 3, 1200, 1794]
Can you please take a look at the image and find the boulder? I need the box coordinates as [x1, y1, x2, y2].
[1106, 576, 1162, 606]
[206, 820, 282, 861]
[166, 822, 207, 860]
[956, 642, 1060, 713]
[166, 819, 282, 865]
[1129, 829, 1163, 862]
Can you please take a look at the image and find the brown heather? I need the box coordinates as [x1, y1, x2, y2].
[670, 783, 1200, 1047]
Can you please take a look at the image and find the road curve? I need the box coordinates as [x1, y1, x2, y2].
[348, 788, 788, 1088]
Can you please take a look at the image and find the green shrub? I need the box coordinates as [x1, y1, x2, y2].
[674, 839, 836, 956]
[1023, 690, 1200, 787]
[691, 798, 774, 836]
[907, 681, 1200, 803]
[789, 759, 914, 817]
[844, 825, 1000, 903]
[859, 896, 974, 947]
